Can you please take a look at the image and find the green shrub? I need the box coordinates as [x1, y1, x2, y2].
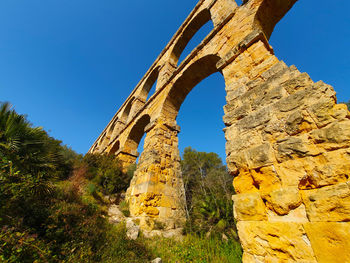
[119, 200, 130, 217]
[82, 154, 133, 195]
[181, 147, 237, 237]
[0, 227, 52, 263]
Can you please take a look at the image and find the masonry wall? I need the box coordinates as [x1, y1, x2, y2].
[223, 40, 350, 262]
[89, 0, 350, 262]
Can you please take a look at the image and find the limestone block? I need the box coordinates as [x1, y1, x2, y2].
[331, 103, 350, 121]
[280, 72, 312, 94]
[311, 121, 350, 149]
[265, 187, 302, 215]
[275, 137, 309, 162]
[285, 110, 316, 135]
[260, 60, 288, 80]
[246, 143, 275, 169]
[226, 151, 249, 174]
[251, 86, 288, 112]
[304, 222, 350, 263]
[301, 182, 350, 222]
[225, 84, 247, 103]
[233, 192, 267, 221]
[210, 0, 237, 27]
[250, 166, 281, 195]
[236, 106, 272, 131]
[267, 204, 308, 223]
[225, 130, 262, 155]
[274, 159, 307, 188]
[237, 222, 317, 262]
[309, 97, 336, 128]
[274, 86, 309, 113]
[126, 218, 140, 240]
[299, 149, 350, 188]
[223, 104, 251, 125]
[233, 171, 258, 194]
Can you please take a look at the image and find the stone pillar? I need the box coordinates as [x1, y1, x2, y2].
[126, 119, 186, 231]
[222, 40, 350, 262]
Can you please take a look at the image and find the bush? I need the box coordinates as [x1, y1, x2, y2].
[82, 154, 133, 195]
[119, 200, 130, 217]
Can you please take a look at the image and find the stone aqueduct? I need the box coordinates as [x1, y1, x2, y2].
[89, 0, 350, 262]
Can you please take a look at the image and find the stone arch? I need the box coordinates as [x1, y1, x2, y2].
[106, 118, 117, 141]
[162, 54, 222, 120]
[254, 0, 297, 39]
[169, 9, 213, 66]
[139, 66, 161, 101]
[98, 132, 108, 150]
[109, 140, 120, 155]
[124, 114, 151, 157]
[120, 98, 134, 123]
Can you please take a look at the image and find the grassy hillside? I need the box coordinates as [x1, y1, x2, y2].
[0, 102, 242, 262]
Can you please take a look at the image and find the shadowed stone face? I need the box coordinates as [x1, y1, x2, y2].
[89, 0, 350, 262]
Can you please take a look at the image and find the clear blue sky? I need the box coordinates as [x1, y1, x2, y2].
[1, 0, 349, 162]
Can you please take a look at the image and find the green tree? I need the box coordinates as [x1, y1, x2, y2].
[181, 147, 236, 236]
[0, 102, 77, 230]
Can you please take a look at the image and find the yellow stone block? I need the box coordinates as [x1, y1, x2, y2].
[304, 222, 350, 263]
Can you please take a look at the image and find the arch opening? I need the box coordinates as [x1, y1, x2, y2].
[140, 66, 160, 102]
[163, 55, 222, 120]
[107, 118, 117, 140]
[255, 0, 297, 39]
[170, 9, 213, 66]
[161, 53, 233, 236]
[177, 71, 227, 161]
[110, 140, 120, 155]
[124, 114, 151, 157]
[120, 98, 134, 123]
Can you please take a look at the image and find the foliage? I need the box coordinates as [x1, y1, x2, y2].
[0, 102, 242, 262]
[0, 102, 76, 179]
[145, 234, 242, 263]
[119, 200, 130, 217]
[82, 154, 132, 195]
[181, 147, 237, 237]
[0, 226, 52, 263]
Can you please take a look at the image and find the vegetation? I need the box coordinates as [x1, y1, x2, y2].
[181, 147, 238, 239]
[0, 102, 242, 262]
[145, 234, 242, 263]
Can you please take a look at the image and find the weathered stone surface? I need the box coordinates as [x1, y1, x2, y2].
[126, 218, 140, 240]
[304, 222, 350, 263]
[311, 121, 350, 148]
[237, 222, 317, 262]
[246, 143, 275, 169]
[285, 109, 316, 135]
[108, 204, 126, 224]
[151, 258, 163, 263]
[233, 193, 267, 221]
[301, 182, 350, 222]
[267, 204, 309, 223]
[265, 187, 302, 215]
[276, 137, 309, 162]
[250, 166, 281, 195]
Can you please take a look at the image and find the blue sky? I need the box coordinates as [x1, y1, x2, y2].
[1, 0, 349, 162]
